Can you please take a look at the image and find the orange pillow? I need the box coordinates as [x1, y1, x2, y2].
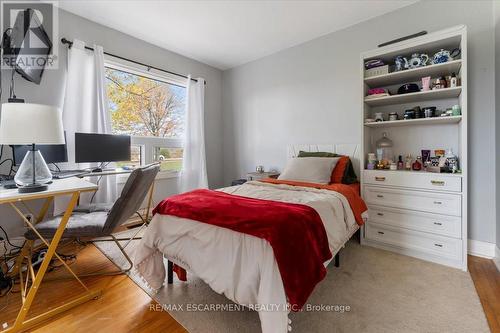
[330, 156, 349, 183]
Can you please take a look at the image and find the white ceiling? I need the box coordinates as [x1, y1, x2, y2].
[58, 0, 417, 70]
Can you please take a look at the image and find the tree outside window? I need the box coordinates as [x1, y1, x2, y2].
[105, 67, 185, 171]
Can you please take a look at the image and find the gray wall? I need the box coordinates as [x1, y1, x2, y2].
[222, 1, 496, 243]
[0, 8, 223, 238]
[495, 1, 500, 249]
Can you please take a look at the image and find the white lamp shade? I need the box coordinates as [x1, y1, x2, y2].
[0, 103, 65, 145]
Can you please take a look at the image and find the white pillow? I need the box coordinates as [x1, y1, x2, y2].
[278, 157, 339, 184]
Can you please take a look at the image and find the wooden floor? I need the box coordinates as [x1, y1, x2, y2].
[468, 255, 500, 333]
[0, 243, 186, 333]
[1, 245, 499, 333]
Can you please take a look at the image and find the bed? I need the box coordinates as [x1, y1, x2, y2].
[134, 144, 367, 333]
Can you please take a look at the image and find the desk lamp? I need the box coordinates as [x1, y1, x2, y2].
[0, 103, 64, 193]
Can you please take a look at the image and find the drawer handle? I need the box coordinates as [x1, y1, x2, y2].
[431, 180, 445, 186]
[377, 231, 385, 235]
[434, 243, 443, 248]
[433, 201, 443, 205]
[433, 222, 443, 226]
[375, 177, 386, 181]
[376, 194, 384, 198]
[377, 212, 384, 216]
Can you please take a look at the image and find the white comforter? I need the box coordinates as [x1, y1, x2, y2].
[134, 181, 363, 333]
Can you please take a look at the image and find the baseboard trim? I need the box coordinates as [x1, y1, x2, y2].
[494, 246, 500, 272]
[467, 239, 496, 259]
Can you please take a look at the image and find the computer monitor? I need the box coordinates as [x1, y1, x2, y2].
[75, 133, 131, 163]
[11, 132, 68, 166]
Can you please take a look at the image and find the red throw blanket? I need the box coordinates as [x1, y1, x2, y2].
[153, 189, 332, 310]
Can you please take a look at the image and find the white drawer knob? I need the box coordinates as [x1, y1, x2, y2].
[431, 180, 445, 186]
[375, 176, 386, 181]
[376, 194, 384, 198]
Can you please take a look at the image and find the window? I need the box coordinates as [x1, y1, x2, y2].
[104, 63, 186, 174]
[153, 147, 183, 172]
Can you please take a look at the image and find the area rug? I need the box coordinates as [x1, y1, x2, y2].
[94, 231, 490, 333]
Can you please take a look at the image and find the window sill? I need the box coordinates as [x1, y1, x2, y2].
[116, 170, 180, 184]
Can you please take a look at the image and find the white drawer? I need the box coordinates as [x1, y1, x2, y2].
[363, 170, 462, 192]
[364, 186, 461, 216]
[368, 205, 461, 238]
[365, 222, 462, 261]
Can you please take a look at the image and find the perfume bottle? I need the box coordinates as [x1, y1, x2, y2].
[412, 156, 422, 171]
[405, 154, 412, 170]
[450, 72, 458, 88]
[397, 155, 404, 170]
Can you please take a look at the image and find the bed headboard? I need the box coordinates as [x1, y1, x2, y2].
[287, 143, 361, 177]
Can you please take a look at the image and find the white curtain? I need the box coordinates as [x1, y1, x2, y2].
[180, 76, 208, 192]
[56, 39, 116, 211]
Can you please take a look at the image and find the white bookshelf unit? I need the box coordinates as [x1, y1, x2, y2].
[360, 25, 468, 271]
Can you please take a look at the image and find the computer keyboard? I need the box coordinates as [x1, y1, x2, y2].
[52, 170, 88, 179]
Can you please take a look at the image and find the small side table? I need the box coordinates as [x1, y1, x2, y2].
[246, 172, 280, 181]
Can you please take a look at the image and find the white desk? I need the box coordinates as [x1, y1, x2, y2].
[1, 178, 100, 333]
[76, 168, 133, 178]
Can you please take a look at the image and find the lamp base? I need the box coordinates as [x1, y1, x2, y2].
[17, 183, 48, 193]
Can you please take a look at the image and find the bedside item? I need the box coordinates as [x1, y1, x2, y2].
[421, 76, 431, 91]
[374, 112, 384, 122]
[403, 109, 416, 119]
[388, 112, 399, 121]
[376, 132, 393, 168]
[247, 171, 280, 181]
[445, 149, 459, 173]
[367, 153, 376, 170]
[408, 53, 429, 69]
[421, 150, 431, 166]
[432, 48, 461, 64]
[432, 76, 447, 90]
[364, 65, 389, 78]
[405, 154, 412, 170]
[367, 88, 387, 95]
[364, 59, 385, 69]
[412, 156, 423, 171]
[423, 106, 436, 118]
[452, 104, 461, 116]
[413, 106, 423, 119]
[398, 83, 420, 94]
[434, 149, 445, 157]
[397, 155, 404, 170]
[365, 92, 390, 99]
[256, 165, 264, 173]
[0, 103, 65, 193]
[394, 55, 409, 71]
[450, 73, 460, 87]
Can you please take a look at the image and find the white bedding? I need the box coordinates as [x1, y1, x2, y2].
[134, 181, 364, 333]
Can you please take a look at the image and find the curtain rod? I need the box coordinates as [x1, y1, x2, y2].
[60, 38, 204, 84]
